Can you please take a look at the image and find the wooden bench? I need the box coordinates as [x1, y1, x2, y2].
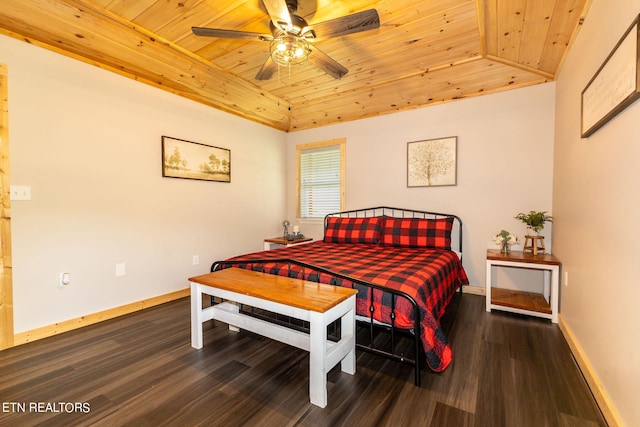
[189, 267, 358, 408]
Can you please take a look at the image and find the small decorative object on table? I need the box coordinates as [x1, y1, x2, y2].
[286, 231, 305, 241]
[493, 230, 519, 253]
[282, 220, 291, 239]
[282, 221, 304, 241]
[515, 211, 553, 255]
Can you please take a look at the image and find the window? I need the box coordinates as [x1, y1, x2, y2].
[297, 138, 345, 219]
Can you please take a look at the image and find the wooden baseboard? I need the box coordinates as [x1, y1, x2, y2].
[13, 288, 190, 346]
[461, 285, 485, 296]
[558, 314, 622, 427]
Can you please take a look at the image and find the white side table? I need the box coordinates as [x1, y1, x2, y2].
[486, 249, 561, 323]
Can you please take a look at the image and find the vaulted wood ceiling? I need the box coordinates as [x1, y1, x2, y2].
[0, 0, 590, 132]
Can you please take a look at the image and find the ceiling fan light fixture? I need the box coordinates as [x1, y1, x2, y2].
[192, 1, 380, 81]
[270, 35, 310, 66]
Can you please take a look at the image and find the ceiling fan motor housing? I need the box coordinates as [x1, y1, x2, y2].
[285, 0, 299, 14]
[270, 14, 308, 36]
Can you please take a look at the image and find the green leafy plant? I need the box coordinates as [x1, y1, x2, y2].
[515, 211, 553, 234]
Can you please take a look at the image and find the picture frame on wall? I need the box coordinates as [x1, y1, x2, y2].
[162, 136, 230, 182]
[581, 13, 640, 138]
[407, 136, 457, 187]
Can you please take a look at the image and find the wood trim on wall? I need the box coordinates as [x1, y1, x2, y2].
[558, 314, 622, 427]
[13, 288, 190, 346]
[0, 63, 13, 350]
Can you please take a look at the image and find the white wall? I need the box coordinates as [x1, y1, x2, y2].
[285, 83, 556, 289]
[554, 1, 640, 424]
[1, 34, 287, 333]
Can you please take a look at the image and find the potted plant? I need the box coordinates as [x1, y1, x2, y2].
[493, 229, 520, 253]
[515, 211, 553, 235]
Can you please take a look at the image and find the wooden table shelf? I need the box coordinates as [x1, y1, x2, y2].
[486, 250, 561, 322]
[490, 288, 552, 314]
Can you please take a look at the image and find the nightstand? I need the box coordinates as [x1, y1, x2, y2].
[486, 249, 561, 323]
[264, 237, 313, 250]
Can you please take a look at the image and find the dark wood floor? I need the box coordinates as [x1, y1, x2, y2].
[0, 293, 605, 426]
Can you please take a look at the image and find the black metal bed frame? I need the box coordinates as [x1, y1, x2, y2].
[210, 206, 463, 386]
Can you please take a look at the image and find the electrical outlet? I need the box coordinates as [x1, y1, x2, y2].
[563, 271, 569, 287]
[59, 272, 71, 286]
[115, 262, 126, 277]
[192, 255, 200, 265]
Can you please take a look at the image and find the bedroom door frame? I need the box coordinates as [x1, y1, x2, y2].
[0, 63, 14, 350]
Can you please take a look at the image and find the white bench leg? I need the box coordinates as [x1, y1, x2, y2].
[191, 282, 203, 349]
[308, 311, 328, 408]
[226, 301, 240, 332]
[340, 303, 356, 375]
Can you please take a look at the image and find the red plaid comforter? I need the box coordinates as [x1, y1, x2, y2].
[226, 241, 469, 372]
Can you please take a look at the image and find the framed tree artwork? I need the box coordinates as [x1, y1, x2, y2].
[407, 136, 457, 187]
[162, 136, 230, 182]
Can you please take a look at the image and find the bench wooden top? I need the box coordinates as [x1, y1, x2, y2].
[189, 268, 357, 313]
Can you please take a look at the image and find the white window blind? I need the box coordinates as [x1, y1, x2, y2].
[299, 145, 341, 218]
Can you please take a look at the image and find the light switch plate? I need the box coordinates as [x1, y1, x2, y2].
[10, 185, 31, 200]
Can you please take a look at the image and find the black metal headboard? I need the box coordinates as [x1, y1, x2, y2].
[324, 206, 463, 260]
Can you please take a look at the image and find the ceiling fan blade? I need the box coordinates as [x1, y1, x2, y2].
[255, 56, 277, 80]
[262, 0, 293, 32]
[192, 27, 272, 41]
[305, 9, 380, 41]
[308, 46, 348, 79]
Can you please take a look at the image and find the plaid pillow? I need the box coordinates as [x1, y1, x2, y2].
[381, 217, 453, 250]
[324, 216, 382, 244]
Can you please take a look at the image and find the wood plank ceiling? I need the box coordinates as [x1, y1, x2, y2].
[0, 0, 590, 132]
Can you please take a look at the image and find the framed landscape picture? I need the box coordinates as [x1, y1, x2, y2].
[162, 136, 230, 182]
[407, 136, 457, 187]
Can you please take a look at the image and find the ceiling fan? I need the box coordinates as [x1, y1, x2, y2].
[192, 0, 380, 80]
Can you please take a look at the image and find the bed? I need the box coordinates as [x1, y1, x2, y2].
[210, 206, 469, 385]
